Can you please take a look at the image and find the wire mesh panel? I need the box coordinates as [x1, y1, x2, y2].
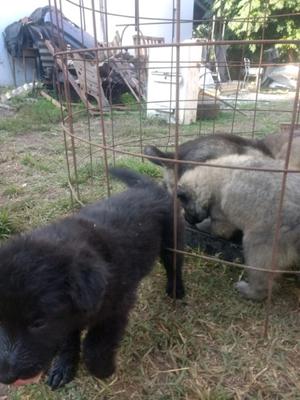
[50, 0, 300, 335]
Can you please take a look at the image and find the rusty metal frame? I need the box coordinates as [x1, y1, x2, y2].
[49, 0, 300, 337]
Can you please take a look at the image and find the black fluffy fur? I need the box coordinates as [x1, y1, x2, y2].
[0, 168, 184, 389]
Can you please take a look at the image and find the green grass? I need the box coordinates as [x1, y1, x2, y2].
[1, 93, 300, 399]
[0, 209, 15, 239]
[21, 153, 53, 173]
[4, 197, 74, 234]
[74, 162, 103, 185]
[120, 92, 141, 111]
[0, 98, 62, 133]
[2, 185, 25, 198]
[60, 158, 161, 195]
[115, 157, 162, 178]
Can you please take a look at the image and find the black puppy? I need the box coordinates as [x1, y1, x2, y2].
[0, 168, 184, 389]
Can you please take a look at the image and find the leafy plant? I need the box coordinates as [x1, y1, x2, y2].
[120, 93, 140, 111]
[0, 209, 15, 239]
[212, 0, 300, 61]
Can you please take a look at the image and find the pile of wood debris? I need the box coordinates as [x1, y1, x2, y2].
[4, 6, 146, 110]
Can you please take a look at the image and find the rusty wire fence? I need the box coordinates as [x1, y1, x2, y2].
[49, 0, 300, 335]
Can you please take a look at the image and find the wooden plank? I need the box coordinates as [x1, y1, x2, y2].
[71, 53, 109, 108]
[199, 89, 247, 116]
[40, 90, 66, 111]
[110, 58, 143, 102]
[44, 40, 95, 110]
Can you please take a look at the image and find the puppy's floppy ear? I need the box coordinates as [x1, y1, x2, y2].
[144, 145, 174, 168]
[69, 248, 108, 314]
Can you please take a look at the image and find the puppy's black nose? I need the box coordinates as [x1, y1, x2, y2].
[177, 188, 188, 203]
[184, 212, 199, 226]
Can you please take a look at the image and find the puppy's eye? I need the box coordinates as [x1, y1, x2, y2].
[29, 319, 47, 331]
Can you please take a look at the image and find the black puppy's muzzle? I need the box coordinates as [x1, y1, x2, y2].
[0, 327, 46, 386]
[183, 206, 209, 226]
[177, 188, 209, 226]
[0, 357, 43, 385]
[0, 370, 17, 385]
[184, 211, 201, 226]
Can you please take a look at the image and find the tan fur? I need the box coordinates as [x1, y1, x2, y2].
[153, 132, 300, 194]
[276, 136, 300, 169]
[163, 148, 267, 194]
[178, 154, 300, 300]
[262, 131, 300, 169]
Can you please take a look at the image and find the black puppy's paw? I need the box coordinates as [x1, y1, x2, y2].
[85, 358, 115, 380]
[47, 357, 77, 390]
[166, 282, 185, 299]
[83, 343, 116, 379]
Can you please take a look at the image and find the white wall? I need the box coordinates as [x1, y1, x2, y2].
[105, 0, 193, 45]
[0, 0, 194, 86]
[57, 0, 194, 46]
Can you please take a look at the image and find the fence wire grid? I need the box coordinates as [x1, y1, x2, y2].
[50, 0, 300, 336]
